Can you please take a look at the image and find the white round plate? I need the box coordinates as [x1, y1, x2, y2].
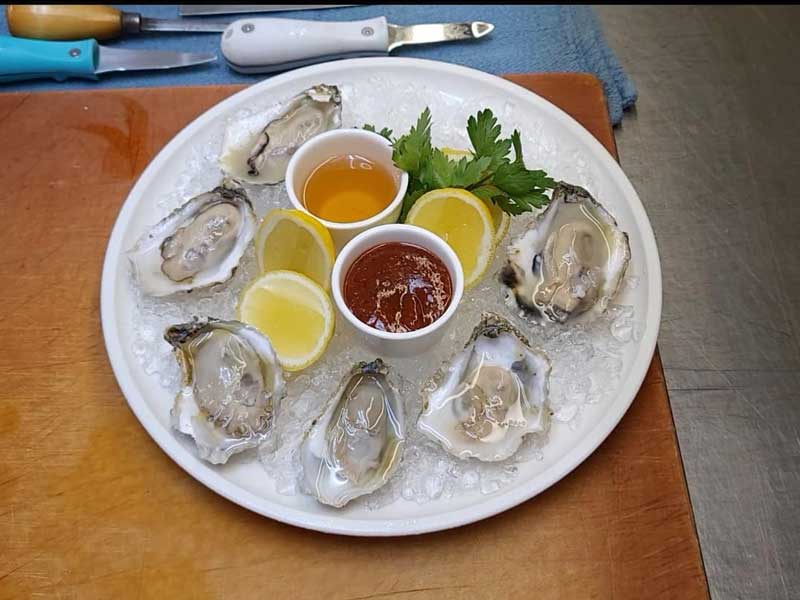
[101, 58, 661, 536]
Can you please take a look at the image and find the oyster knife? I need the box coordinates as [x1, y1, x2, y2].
[0, 35, 216, 83]
[221, 17, 494, 73]
[5, 5, 228, 41]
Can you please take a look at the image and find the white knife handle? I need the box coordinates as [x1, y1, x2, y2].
[221, 17, 389, 73]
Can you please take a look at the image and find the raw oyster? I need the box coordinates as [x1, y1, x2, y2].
[500, 182, 631, 324]
[219, 84, 342, 184]
[300, 359, 405, 508]
[127, 179, 256, 296]
[418, 313, 551, 462]
[166, 319, 285, 465]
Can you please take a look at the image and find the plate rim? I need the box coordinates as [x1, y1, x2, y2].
[100, 57, 662, 537]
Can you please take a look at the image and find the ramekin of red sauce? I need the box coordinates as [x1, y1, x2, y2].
[331, 224, 464, 357]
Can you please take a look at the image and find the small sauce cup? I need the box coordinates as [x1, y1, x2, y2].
[285, 129, 409, 250]
[331, 224, 465, 358]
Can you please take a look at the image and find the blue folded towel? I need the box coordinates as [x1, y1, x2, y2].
[0, 5, 636, 124]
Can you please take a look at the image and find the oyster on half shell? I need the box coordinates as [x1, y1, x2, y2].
[166, 319, 286, 465]
[417, 313, 551, 462]
[219, 84, 342, 184]
[500, 182, 631, 324]
[127, 179, 256, 297]
[300, 359, 405, 508]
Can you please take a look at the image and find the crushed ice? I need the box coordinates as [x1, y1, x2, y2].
[127, 77, 643, 510]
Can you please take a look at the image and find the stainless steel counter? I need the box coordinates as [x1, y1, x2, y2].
[596, 6, 800, 599]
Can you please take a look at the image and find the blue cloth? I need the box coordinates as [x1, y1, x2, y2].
[0, 5, 636, 124]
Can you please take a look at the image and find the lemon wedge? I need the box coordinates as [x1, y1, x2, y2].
[441, 147, 511, 245]
[237, 270, 334, 372]
[255, 208, 335, 291]
[405, 188, 495, 288]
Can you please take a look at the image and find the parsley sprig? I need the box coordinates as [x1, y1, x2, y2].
[364, 108, 555, 221]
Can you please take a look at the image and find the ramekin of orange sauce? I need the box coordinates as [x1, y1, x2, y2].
[285, 129, 409, 250]
[331, 224, 464, 357]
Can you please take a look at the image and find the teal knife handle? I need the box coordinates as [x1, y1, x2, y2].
[0, 36, 98, 83]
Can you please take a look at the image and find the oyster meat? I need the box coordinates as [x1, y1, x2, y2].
[127, 179, 256, 297]
[166, 319, 286, 465]
[220, 84, 342, 184]
[300, 359, 405, 508]
[418, 313, 551, 462]
[500, 182, 631, 324]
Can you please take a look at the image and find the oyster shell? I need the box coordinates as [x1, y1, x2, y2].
[300, 359, 405, 508]
[219, 84, 342, 184]
[166, 319, 286, 465]
[501, 182, 631, 324]
[417, 313, 551, 462]
[127, 179, 256, 297]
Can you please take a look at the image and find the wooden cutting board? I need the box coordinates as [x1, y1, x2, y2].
[0, 74, 708, 600]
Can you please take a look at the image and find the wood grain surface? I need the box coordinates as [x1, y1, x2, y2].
[0, 74, 708, 599]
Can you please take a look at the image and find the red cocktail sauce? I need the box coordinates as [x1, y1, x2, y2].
[343, 242, 453, 333]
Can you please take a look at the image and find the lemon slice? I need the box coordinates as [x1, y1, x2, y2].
[405, 188, 495, 288]
[255, 208, 335, 291]
[486, 200, 511, 245]
[237, 270, 334, 372]
[441, 147, 511, 245]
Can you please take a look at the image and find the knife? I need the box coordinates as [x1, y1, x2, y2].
[221, 17, 494, 73]
[0, 35, 216, 83]
[180, 5, 355, 17]
[6, 5, 228, 41]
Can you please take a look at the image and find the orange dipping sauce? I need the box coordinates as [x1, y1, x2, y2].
[303, 154, 396, 223]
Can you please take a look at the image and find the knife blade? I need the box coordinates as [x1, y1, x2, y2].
[95, 45, 216, 74]
[387, 22, 494, 52]
[0, 35, 215, 83]
[220, 16, 494, 74]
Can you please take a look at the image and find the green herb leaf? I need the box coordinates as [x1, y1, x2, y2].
[369, 107, 554, 220]
[510, 130, 523, 164]
[427, 148, 455, 188]
[399, 184, 426, 222]
[392, 107, 433, 175]
[516, 190, 551, 210]
[492, 194, 532, 216]
[467, 109, 512, 169]
[534, 172, 557, 189]
[453, 155, 492, 189]
[493, 161, 544, 197]
[362, 123, 394, 141]
[470, 184, 505, 204]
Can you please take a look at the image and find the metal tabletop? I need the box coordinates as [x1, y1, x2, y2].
[597, 5, 800, 599]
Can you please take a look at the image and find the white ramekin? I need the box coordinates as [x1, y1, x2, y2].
[285, 128, 409, 250]
[331, 224, 465, 358]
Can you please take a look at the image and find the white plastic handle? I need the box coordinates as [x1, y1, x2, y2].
[221, 17, 390, 73]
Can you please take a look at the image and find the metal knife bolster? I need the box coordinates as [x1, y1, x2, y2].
[387, 22, 494, 51]
[124, 14, 228, 34]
